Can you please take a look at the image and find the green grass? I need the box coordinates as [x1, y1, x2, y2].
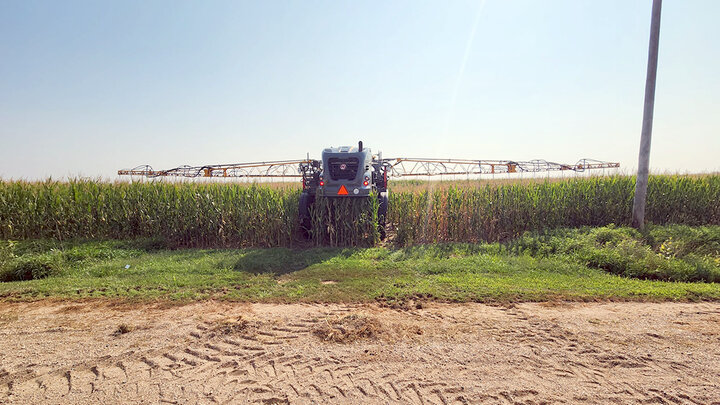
[1, 225, 719, 302]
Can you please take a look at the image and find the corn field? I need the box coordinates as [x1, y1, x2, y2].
[0, 175, 718, 247]
[390, 175, 720, 245]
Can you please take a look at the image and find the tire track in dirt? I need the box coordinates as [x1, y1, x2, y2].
[3, 305, 473, 404]
[1, 302, 719, 404]
[497, 304, 719, 405]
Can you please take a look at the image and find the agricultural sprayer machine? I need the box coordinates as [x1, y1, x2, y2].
[119, 141, 619, 239]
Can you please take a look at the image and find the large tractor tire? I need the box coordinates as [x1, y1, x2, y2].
[378, 191, 389, 240]
[298, 192, 314, 239]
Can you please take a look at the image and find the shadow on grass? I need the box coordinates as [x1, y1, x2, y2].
[233, 248, 355, 276]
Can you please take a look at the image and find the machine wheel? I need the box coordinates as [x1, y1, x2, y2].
[377, 191, 389, 240]
[298, 192, 314, 238]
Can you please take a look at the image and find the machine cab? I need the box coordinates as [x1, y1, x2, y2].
[318, 143, 373, 197]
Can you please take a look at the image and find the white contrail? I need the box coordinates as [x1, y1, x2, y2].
[442, 0, 487, 141]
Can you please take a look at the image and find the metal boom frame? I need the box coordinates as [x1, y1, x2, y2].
[118, 158, 619, 179]
[386, 158, 619, 177]
[117, 160, 314, 178]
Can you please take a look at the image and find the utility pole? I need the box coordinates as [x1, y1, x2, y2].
[632, 0, 662, 229]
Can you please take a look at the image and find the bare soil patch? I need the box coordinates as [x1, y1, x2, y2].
[0, 301, 719, 404]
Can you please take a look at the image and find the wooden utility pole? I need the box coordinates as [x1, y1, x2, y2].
[632, 0, 662, 229]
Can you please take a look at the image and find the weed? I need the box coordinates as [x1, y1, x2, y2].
[1, 254, 62, 282]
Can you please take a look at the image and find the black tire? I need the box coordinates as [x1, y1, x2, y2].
[377, 191, 389, 240]
[298, 192, 314, 238]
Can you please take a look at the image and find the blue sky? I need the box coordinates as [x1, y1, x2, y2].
[1, 0, 718, 179]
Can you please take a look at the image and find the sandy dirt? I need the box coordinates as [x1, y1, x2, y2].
[0, 300, 719, 404]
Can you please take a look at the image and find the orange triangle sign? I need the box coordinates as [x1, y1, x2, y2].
[337, 185, 349, 195]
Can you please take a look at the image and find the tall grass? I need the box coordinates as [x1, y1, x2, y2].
[0, 175, 718, 247]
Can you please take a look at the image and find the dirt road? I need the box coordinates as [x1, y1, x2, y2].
[0, 300, 718, 404]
